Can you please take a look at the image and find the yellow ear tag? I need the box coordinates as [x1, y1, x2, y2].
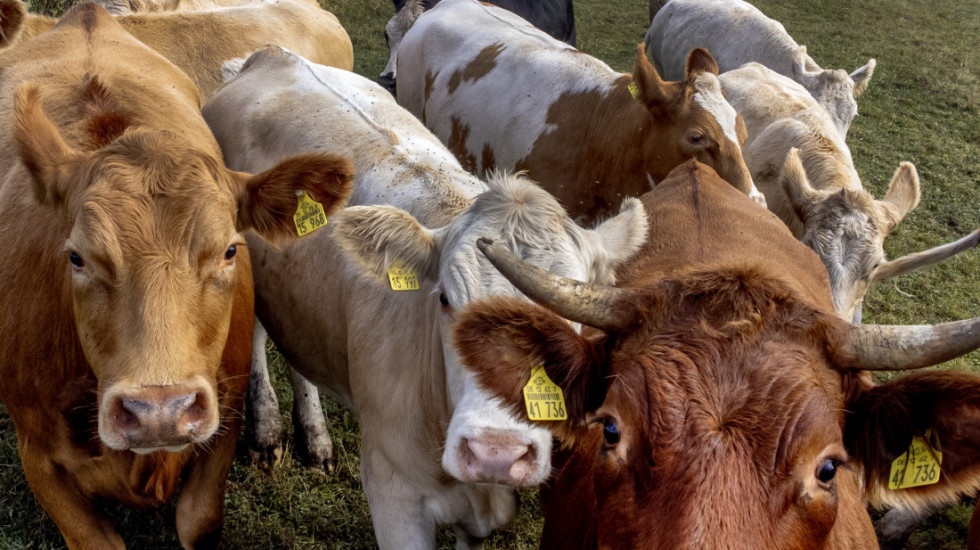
[628, 80, 640, 99]
[888, 433, 942, 490]
[293, 190, 327, 237]
[523, 365, 567, 421]
[387, 258, 420, 291]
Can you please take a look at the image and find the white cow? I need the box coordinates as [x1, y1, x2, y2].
[203, 46, 648, 549]
[719, 62, 978, 322]
[395, 0, 762, 227]
[645, 0, 876, 138]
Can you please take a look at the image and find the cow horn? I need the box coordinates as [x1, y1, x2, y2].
[833, 318, 980, 371]
[476, 238, 637, 332]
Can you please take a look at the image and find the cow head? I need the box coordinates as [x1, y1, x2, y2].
[792, 47, 876, 138]
[454, 237, 980, 549]
[14, 82, 353, 453]
[331, 173, 647, 486]
[380, 0, 438, 94]
[633, 45, 763, 206]
[780, 148, 920, 321]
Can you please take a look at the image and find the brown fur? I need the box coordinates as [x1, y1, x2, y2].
[1, 0, 352, 102]
[0, 5, 351, 548]
[454, 160, 980, 549]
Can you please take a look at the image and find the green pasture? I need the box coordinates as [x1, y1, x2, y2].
[3, 0, 978, 547]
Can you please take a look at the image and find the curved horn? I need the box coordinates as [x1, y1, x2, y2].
[477, 238, 639, 332]
[832, 318, 980, 371]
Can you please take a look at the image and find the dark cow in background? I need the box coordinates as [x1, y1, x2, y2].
[396, 0, 763, 226]
[454, 160, 980, 549]
[379, 0, 576, 93]
[0, 4, 352, 548]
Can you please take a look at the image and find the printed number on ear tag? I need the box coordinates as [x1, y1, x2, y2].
[523, 365, 567, 421]
[293, 191, 327, 237]
[888, 434, 942, 490]
[387, 259, 420, 291]
[628, 81, 640, 99]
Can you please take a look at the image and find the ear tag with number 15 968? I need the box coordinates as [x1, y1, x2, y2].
[888, 433, 942, 490]
[293, 190, 327, 237]
[523, 365, 567, 421]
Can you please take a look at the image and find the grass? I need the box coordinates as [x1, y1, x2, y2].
[1, 0, 978, 548]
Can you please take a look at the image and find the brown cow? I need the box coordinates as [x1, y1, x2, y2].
[395, 0, 763, 226]
[0, 4, 352, 548]
[0, 0, 352, 102]
[454, 160, 980, 549]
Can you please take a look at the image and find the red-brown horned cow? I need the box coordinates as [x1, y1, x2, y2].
[454, 160, 980, 549]
[0, 4, 352, 548]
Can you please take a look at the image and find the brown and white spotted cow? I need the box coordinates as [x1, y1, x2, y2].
[395, 0, 762, 226]
[720, 63, 979, 323]
[0, 5, 352, 548]
[0, 0, 352, 102]
[454, 160, 980, 549]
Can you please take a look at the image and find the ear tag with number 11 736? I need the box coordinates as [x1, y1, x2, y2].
[888, 433, 942, 490]
[523, 365, 567, 421]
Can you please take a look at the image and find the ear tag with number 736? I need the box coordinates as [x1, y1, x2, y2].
[888, 433, 942, 490]
[523, 365, 567, 421]
[293, 190, 327, 237]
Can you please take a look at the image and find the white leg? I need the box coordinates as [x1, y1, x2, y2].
[360, 442, 437, 550]
[288, 368, 334, 472]
[245, 318, 283, 470]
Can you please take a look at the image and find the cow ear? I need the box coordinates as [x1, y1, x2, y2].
[453, 295, 608, 442]
[587, 196, 648, 284]
[330, 204, 442, 283]
[14, 83, 83, 209]
[781, 148, 821, 224]
[685, 47, 719, 78]
[235, 152, 354, 245]
[843, 370, 980, 511]
[0, 0, 25, 48]
[875, 162, 920, 235]
[631, 43, 669, 108]
[850, 59, 876, 97]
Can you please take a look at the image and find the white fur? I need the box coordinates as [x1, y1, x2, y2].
[645, 0, 875, 138]
[204, 47, 648, 549]
[397, 0, 615, 174]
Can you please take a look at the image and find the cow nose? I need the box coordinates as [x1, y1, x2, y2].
[105, 384, 212, 450]
[458, 432, 539, 486]
[378, 72, 397, 96]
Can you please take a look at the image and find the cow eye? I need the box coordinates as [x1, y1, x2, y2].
[602, 418, 620, 446]
[688, 132, 704, 145]
[224, 245, 237, 261]
[69, 251, 84, 269]
[439, 293, 450, 308]
[816, 458, 838, 484]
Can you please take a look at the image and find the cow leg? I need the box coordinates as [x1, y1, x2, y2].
[175, 420, 241, 550]
[360, 441, 437, 550]
[452, 526, 486, 550]
[18, 444, 125, 550]
[969, 502, 980, 550]
[288, 368, 334, 473]
[245, 319, 284, 470]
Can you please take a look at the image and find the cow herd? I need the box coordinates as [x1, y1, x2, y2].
[0, 0, 976, 548]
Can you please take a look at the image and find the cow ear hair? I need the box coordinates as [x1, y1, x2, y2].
[14, 83, 83, 209]
[875, 162, 919, 235]
[453, 295, 608, 442]
[684, 47, 719, 78]
[587, 196, 648, 284]
[850, 59, 876, 97]
[235, 152, 354, 245]
[330, 204, 443, 284]
[631, 43, 669, 109]
[780, 148, 821, 224]
[843, 369, 980, 512]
